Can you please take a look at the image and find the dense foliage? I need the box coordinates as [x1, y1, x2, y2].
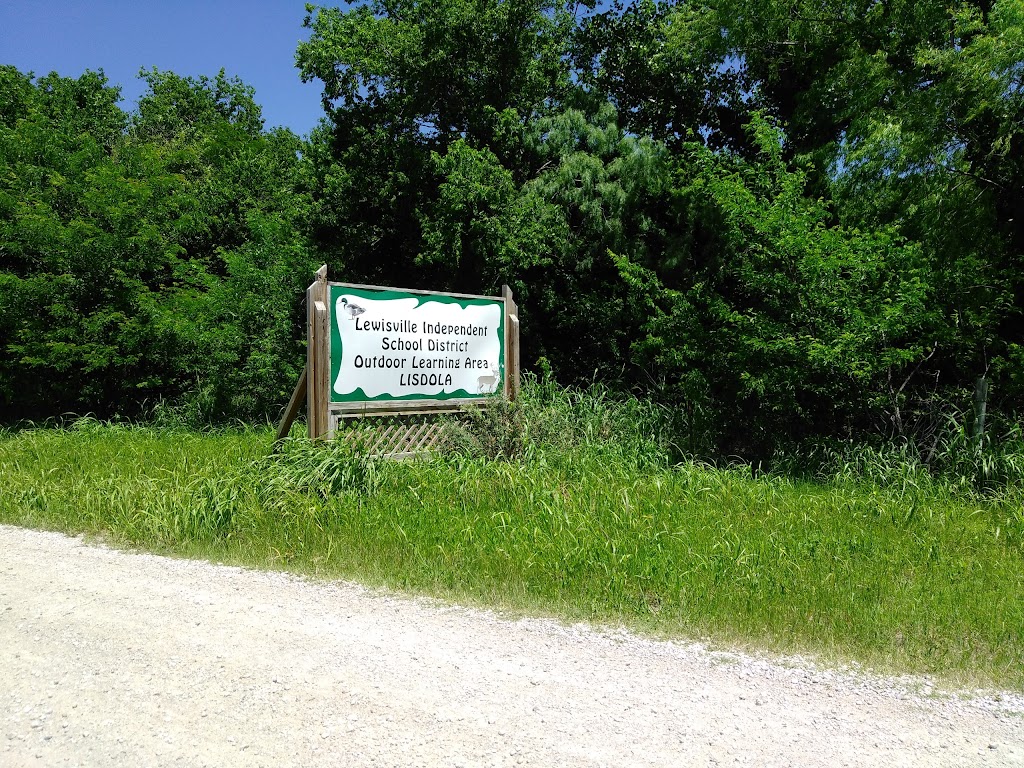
[1, 0, 1022, 460]
[0, 67, 316, 421]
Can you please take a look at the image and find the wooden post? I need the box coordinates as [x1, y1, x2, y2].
[972, 375, 988, 453]
[501, 285, 520, 401]
[307, 265, 330, 439]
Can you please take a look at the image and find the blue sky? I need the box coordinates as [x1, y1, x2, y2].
[1, 0, 325, 136]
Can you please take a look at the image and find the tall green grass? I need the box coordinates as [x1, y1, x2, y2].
[771, 413, 1024, 496]
[1, 388, 1022, 688]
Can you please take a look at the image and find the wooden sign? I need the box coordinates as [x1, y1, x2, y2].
[330, 282, 507, 406]
[277, 266, 520, 441]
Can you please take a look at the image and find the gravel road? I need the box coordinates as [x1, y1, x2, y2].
[1, 524, 1022, 767]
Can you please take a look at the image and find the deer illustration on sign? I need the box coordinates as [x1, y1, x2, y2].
[477, 366, 500, 394]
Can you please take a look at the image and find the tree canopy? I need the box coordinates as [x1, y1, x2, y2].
[0, 66, 315, 421]
[1, 0, 1021, 457]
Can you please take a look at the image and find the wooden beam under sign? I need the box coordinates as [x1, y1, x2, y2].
[274, 365, 308, 445]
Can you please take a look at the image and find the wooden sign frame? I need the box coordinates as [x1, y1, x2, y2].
[276, 265, 520, 441]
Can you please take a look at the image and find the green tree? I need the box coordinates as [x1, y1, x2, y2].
[0, 67, 179, 418]
[128, 69, 316, 420]
[719, 0, 1024, 417]
[298, 1, 684, 382]
[0, 66, 313, 422]
[574, 0, 747, 151]
[618, 117, 936, 455]
[296, 0, 582, 288]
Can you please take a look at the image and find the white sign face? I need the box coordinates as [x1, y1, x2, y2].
[329, 285, 505, 404]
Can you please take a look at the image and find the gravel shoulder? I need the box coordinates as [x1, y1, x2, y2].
[1, 524, 1022, 767]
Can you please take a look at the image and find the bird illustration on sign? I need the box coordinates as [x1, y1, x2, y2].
[340, 298, 366, 319]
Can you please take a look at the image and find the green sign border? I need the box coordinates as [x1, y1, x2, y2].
[329, 284, 506, 404]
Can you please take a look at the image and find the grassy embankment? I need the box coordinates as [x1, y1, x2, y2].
[1, 385, 1022, 688]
